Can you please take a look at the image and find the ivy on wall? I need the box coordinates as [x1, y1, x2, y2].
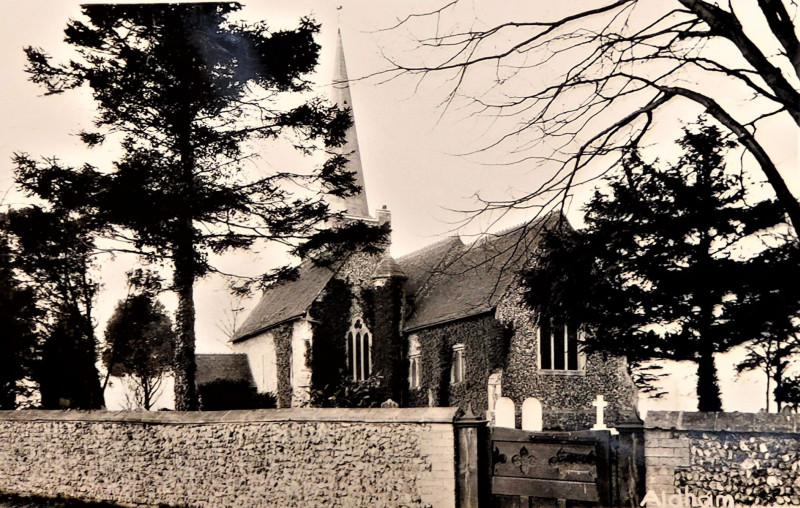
[363, 278, 407, 405]
[410, 314, 510, 413]
[273, 323, 293, 408]
[307, 260, 407, 407]
[308, 277, 353, 405]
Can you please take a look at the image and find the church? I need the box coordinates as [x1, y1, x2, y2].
[223, 32, 639, 430]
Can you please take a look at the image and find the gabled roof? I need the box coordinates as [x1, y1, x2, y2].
[196, 353, 254, 386]
[232, 260, 335, 342]
[403, 213, 562, 332]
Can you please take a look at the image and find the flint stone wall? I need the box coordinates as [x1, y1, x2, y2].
[645, 411, 800, 506]
[0, 407, 459, 508]
[497, 288, 639, 430]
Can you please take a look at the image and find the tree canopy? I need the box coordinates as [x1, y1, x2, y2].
[524, 120, 799, 411]
[0, 218, 38, 409]
[3, 206, 104, 409]
[388, 1, 800, 230]
[104, 292, 176, 410]
[16, 3, 384, 409]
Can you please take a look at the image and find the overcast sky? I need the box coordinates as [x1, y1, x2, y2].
[1, 0, 562, 355]
[2, 0, 798, 411]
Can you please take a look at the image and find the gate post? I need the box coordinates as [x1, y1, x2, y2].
[615, 416, 645, 507]
[455, 403, 487, 508]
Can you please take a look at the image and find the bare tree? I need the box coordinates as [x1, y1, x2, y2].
[215, 296, 246, 341]
[737, 333, 800, 412]
[386, 1, 800, 229]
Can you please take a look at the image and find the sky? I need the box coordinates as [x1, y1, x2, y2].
[1, 0, 798, 412]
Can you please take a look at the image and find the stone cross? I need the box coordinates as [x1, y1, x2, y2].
[495, 397, 516, 429]
[590, 394, 609, 431]
[521, 397, 543, 432]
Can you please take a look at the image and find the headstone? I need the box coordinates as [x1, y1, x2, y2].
[487, 371, 503, 425]
[591, 394, 608, 430]
[381, 399, 399, 408]
[495, 397, 516, 429]
[521, 397, 543, 431]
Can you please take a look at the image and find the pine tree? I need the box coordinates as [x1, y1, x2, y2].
[15, 3, 384, 409]
[0, 218, 38, 409]
[5, 207, 104, 409]
[525, 119, 797, 411]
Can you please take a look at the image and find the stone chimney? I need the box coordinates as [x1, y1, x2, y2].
[376, 205, 392, 247]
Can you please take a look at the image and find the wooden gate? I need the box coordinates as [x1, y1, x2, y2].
[484, 424, 644, 508]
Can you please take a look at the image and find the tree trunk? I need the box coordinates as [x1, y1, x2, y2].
[696, 349, 722, 411]
[173, 99, 198, 411]
[172, 245, 198, 410]
[80, 278, 105, 410]
[766, 372, 771, 413]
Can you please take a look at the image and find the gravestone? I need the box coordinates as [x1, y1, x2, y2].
[591, 394, 608, 431]
[495, 397, 516, 429]
[487, 371, 503, 425]
[591, 394, 618, 434]
[521, 397, 543, 431]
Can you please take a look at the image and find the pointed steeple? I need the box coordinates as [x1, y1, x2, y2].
[331, 29, 370, 219]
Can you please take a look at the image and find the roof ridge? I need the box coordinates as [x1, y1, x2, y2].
[397, 236, 462, 261]
[470, 212, 561, 246]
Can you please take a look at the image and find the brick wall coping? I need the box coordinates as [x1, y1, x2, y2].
[645, 410, 800, 433]
[0, 407, 461, 425]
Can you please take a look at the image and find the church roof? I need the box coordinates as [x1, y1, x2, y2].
[232, 261, 335, 342]
[397, 237, 464, 297]
[231, 214, 564, 342]
[196, 353, 254, 386]
[403, 214, 561, 332]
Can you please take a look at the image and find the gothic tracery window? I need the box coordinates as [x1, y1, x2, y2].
[346, 317, 372, 381]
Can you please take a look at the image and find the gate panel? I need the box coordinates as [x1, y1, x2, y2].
[489, 427, 613, 506]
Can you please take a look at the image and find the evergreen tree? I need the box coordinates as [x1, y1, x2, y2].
[525, 119, 797, 411]
[15, 3, 385, 409]
[103, 292, 176, 410]
[5, 207, 104, 409]
[0, 218, 39, 409]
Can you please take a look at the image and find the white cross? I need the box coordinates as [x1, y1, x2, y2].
[591, 394, 608, 431]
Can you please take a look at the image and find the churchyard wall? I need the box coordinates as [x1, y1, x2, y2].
[644, 411, 800, 506]
[0, 407, 460, 508]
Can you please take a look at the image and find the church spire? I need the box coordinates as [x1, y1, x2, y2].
[331, 29, 370, 219]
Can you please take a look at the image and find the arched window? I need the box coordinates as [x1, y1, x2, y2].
[346, 317, 372, 381]
[451, 343, 465, 384]
[408, 335, 421, 389]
